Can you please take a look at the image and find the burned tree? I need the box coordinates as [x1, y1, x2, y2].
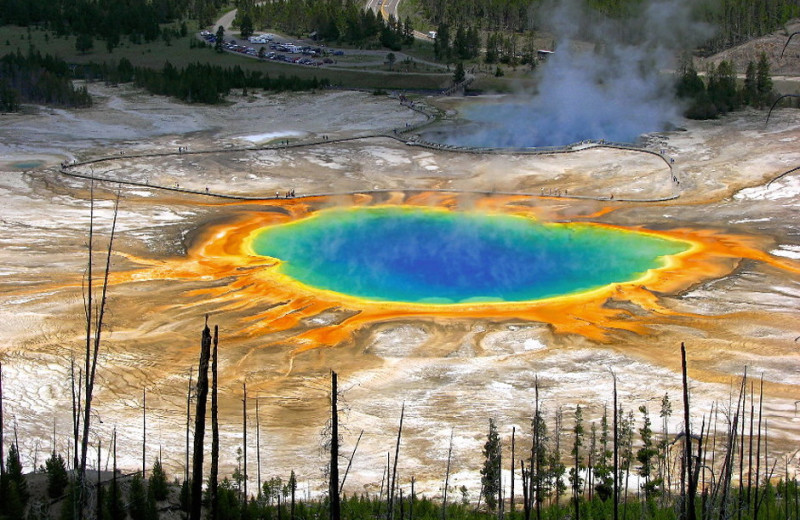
[329, 370, 340, 520]
[76, 184, 120, 519]
[190, 319, 213, 520]
[388, 403, 405, 520]
[210, 325, 220, 520]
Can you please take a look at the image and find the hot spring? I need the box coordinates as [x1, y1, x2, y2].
[420, 97, 663, 148]
[249, 206, 689, 304]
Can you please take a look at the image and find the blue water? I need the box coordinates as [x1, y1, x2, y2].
[250, 207, 688, 304]
[11, 160, 45, 170]
[419, 99, 648, 148]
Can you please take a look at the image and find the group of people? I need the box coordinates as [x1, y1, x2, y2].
[276, 189, 296, 198]
[541, 187, 568, 197]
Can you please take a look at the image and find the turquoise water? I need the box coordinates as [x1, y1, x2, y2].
[10, 160, 45, 170]
[251, 207, 688, 304]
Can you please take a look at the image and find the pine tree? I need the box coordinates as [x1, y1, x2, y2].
[215, 25, 225, 53]
[403, 17, 414, 45]
[128, 474, 148, 520]
[59, 479, 79, 520]
[531, 404, 549, 513]
[593, 405, 613, 501]
[453, 26, 468, 60]
[743, 60, 757, 107]
[104, 475, 126, 520]
[569, 405, 584, 517]
[434, 23, 450, 61]
[179, 480, 190, 513]
[467, 27, 481, 59]
[149, 458, 169, 502]
[619, 409, 635, 512]
[453, 62, 465, 84]
[145, 481, 159, 520]
[240, 13, 254, 39]
[289, 470, 297, 520]
[708, 60, 739, 113]
[637, 405, 659, 499]
[0, 476, 25, 520]
[481, 418, 502, 511]
[75, 33, 93, 54]
[5, 444, 29, 506]
[550, 407, 567, 511]
[658, 394, 672, 502]
[756, 51, 773, 108]
[45, 452, 69, 499]
[485, 33, 498, 64]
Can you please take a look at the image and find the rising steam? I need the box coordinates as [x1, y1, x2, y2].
[440, 0, 713, 148]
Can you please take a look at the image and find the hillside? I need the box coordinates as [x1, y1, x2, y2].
[700, 18, 800, 79]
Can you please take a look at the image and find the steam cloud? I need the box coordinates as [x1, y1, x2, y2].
[441, 0, 713, 148]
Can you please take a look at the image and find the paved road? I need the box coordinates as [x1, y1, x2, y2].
[365, 0, 398, 18]
[214, 9, 237, 31]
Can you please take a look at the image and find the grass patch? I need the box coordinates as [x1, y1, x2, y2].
[398, 38, 439, 64]
[397, 0, 435, 36]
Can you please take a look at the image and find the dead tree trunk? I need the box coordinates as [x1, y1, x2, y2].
[681, 343, 696, 520]
[340, 430, 364, 494]
[290, 471, 297, 520]
[748, 382, 755, 506]
[142, 387, 146, 477]
[498, 445, 504, 520]
[738, 369, 748, 520]
[80, 180, 94, 484]
[753, 377, 764, 520]
[190, 320, 212, 520]
[185, 367, 193, 484]
[442, 428, 454, 520]
[534, 377, 542, 520]
[410, 476, 415, 520]
[71, 355, 81, 471]
[510, 426, 516, 513]
[256, 398, 261, 497]
[378, 454, 388, 517]
[96, 440, 102, 520]
[243, 381, 248, 502]
[388, 403, 405, 520]
[329, 370, 340, 520]
[112, 429, 119, 520]
[522, 461, 530, 520]
[613, 371, 619, 520]
[79, 188, 120, 519]
[715, 374, 746, 520]
[0, 360, 4, 476]
[210, 326, 219, 520]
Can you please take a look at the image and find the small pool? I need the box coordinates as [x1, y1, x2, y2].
[250, 206, 689, 304]
[9, 160, 45, 170]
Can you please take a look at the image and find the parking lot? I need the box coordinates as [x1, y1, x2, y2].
[200, 30, 345, 67]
